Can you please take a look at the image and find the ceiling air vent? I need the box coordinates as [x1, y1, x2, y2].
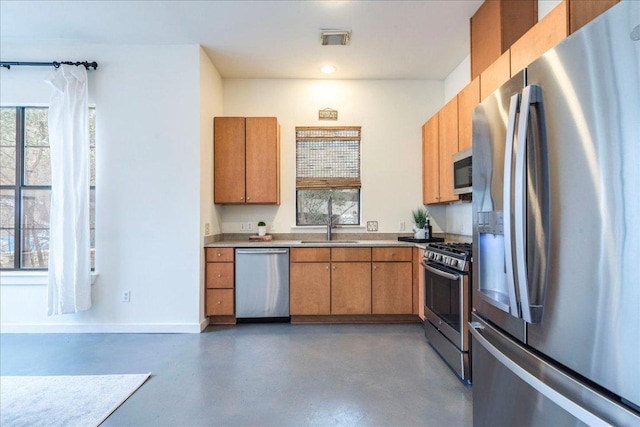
[320, 30, 351, 46]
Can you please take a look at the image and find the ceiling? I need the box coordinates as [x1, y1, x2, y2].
[0, 0, 483, 80]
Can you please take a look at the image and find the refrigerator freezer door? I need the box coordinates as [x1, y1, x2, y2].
[525, 1, 640, 408]
[472, 71, 527, 343]
[470, 315, 640, 427]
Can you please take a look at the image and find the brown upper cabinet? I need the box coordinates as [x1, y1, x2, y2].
[568, 0, 619, 34]
[480, 50, 511, 101]
[422, 97, 459, 205]
[470, 0, 538, 79]
[214, 117, 280, 204]
[510, 0, 619, 76]
[457, 77, 480, 151]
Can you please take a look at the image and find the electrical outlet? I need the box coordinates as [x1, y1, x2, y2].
[367, 221, 378, 232]
[122, 290, 131, 303]
[240, 223, 245, 231]
[247, 223, 253, 231]
[399, 221, 406, 231]
[204, 223, 210, 235]
[269, 223, 276, 231]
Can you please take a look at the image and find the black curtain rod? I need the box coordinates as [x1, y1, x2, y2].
[0, 61, 98, 70]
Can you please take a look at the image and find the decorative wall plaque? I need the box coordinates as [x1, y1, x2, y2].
[319, 108, 338, 120]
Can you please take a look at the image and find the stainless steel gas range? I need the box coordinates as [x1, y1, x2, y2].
[422, 242, 472, 383]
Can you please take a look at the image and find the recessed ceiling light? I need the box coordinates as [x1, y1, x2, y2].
[320, 30, 351, 46]
[321, 65, 336, 74]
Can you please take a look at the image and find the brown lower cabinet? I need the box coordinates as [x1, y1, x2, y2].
[372, 262, 412, 314]
[205, 248, 235, 323]
[331, 262, 372, 314]
[206, 246, 418, 323]
[206, 289, 234, 316]
[289, 246, 416, 318]
[290, 262, 331, 315]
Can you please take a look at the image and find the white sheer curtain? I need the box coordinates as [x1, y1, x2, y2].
[45, 64, 92, 315]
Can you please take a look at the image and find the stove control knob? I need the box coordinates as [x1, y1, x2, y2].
[450, 259, 458, 267]
[437, 255, 443, 262]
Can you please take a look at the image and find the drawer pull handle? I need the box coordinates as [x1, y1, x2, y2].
[217, 274, 222, 278]
[217, 301, 222, 305]
[217, 253, 222, 257]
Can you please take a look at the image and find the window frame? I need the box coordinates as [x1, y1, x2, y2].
[294, 126, 362, 227]
[0, 106, 95, 271]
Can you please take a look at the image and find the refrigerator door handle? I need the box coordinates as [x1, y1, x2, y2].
[469, 321, 615, 427]
[502, 93, 521, 317]
[515, 85, 547, 324]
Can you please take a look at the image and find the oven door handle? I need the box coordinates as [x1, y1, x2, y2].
[422, 262, 460, 281]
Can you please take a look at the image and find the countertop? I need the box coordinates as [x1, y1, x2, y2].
[204, 239, 429, 249]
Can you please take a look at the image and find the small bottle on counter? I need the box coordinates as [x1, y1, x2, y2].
[425, 219, 432, 240]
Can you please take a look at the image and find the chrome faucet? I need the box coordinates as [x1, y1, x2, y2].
[327, 196, 333, 241]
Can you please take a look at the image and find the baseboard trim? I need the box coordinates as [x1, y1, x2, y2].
[0, 322, 204, 334]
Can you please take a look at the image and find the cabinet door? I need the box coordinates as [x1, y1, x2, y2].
[470, 0, 503, 79]
[438, 97, 459, 203]
[206, 247, 234, 263]
[290, 263, 330, 315]
[422, 115, 440, 204]
[510, 2, 568, 76]
[480, 50, 511, 101]
[206, 289, 234, 315]
[372, 247, 412, 262]
[372, 262, 413, 314]
[569, 0, 618, 34]
[457, 77, 480, 152]
[214, 117, 246, 204]
[331, 262, 371, 314]
[245, 117, 279, 204]
[206, 263, 234, 289]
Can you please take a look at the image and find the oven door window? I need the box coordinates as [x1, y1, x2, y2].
[425, 264, 461, 333]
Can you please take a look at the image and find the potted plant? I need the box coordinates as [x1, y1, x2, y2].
[411, 207, 429, 239]
[257, 221, 267, 236]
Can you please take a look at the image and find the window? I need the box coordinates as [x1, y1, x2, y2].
[295, 127, 361, 226]
[0, 107, 96, 270]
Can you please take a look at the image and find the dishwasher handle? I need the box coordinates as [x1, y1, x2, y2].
[235, 248, 289, 255]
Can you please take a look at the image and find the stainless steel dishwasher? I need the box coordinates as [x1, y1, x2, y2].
[235, 248, 289, 320]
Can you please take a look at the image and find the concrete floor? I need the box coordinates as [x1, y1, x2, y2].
[0, 323, 472, 426]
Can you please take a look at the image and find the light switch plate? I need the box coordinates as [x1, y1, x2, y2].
[367, 221, 378, 232]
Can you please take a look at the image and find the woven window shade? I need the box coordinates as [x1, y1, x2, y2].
[296, 127, 361, 189]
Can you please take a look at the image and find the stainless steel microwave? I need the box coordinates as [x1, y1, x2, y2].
[452, 148, 472, 195]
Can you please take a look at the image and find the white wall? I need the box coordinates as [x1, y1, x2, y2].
[220, 79, 445, 235]
[0, 43, 217, 332]
[444, 55, 471, 104]
[198, 48, 224, 323]
[539, 0, 563, 20]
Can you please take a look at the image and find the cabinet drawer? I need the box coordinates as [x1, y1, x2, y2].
[372, 247, 413, 262]
[206, 289, 234, 316]
[290, 247, 331, 262]
[331, 247, 371, 262]
[206, 248, 234, 262]
[206, 263, 234, 289]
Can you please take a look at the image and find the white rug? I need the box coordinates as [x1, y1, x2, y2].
[0, 373, 150, 427]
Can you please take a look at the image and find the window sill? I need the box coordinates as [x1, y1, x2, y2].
[0, 271, 99, 286]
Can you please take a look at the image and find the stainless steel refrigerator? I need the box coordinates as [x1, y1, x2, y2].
[471, 2, 640, 425]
